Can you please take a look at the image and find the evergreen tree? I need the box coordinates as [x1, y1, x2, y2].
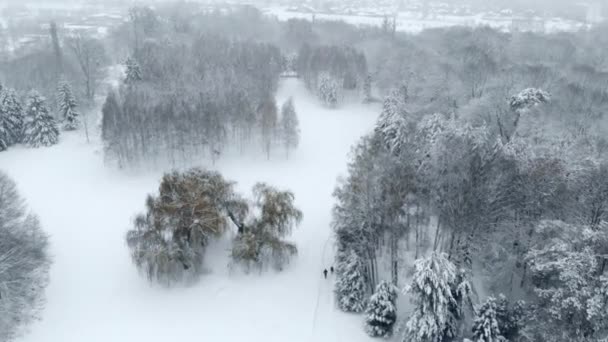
[365, 280, 398, 337]
[403, 252, 469, 342]
[495, 294, 526, 341]
[22, 91, 59, 148]
[375, 89, 408, 154]
[125, 56, 142, 84]
[280, 97, 300, 158]
[56, 80, 79, 130]
[0, 89, 24, 150]
[319, 73, 339, 108]
[259, 97, 278, 160]
[472, 296, 503, 342]
[335, 249, 367, 313]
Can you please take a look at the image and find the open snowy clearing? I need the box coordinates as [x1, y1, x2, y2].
[0, 78, 380, 342]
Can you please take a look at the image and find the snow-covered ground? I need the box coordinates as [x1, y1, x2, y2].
[0, 77, 381, 342]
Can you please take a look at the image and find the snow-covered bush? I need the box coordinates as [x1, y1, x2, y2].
[365, 280, 398, 337]
[0, 171, 51, 341]
[22, 91, 59, 148]
[472, 296, 503, 342]
[335, 249, 367, 313]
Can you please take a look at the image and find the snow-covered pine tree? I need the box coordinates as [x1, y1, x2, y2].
[375, 89, 408, 154]
[403, 252, 465, 342]
[318, 73, 339, 108]
[365, 280, 398, 337]
[22, 91, 59, 148]
[495, 294, 525, 340]
[472, 296, 503, 342]
[124, 56, 142, 84]
[56, 79, 79, 130]
[280, 97, 300, 158]
[0, 89, 24, 150]
[335, 249, 367, 313]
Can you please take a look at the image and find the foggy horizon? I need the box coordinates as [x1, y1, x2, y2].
[1, 0, 607, 342]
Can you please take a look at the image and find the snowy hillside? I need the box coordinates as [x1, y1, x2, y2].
[0, 78, 381, 342]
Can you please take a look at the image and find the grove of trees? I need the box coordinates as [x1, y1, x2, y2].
[126, 168, 302, 286]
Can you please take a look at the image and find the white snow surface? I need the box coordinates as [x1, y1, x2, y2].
[0, 77, 380, 342]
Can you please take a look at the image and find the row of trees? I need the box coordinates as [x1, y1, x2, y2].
[101, 31, 301, 168]
[0, 172, 51, 341]
[126, 168, 302, 286]
[332, 84, 608, 341]
[0, 80, 81, 151]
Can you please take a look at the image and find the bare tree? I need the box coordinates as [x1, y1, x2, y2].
[67, 35, 107, 142]
[0, 172, 51, 341]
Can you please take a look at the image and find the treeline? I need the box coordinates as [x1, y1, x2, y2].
[296, 44, 368, 107]
[333, 81, 608, 340]
[101, 33, 294, 168]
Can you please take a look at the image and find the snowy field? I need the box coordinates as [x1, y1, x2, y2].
[0, 77, 381, 342]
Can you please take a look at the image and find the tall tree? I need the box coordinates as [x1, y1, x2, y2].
[280, 97, 300, 158]
[49, 21, 63, 76]
[0, 172, 51, 341]
[68, 35, 107, 101]
[22, 91, 59, 148]
[56, 79, 79, 131]
[0, 89, 24, 149]
[335, 250, 367, 313]
[319, 73, 339, 108]
[403, 252, 470, 342]
[259, 97, 278, 160]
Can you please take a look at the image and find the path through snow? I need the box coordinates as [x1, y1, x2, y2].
[0, 78, 379, 342]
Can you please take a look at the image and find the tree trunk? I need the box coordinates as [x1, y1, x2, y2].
[433, 216, 442, 251]
[390, 230, 398, 286]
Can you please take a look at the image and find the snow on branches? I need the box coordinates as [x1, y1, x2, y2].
[0, 172, 51, 341]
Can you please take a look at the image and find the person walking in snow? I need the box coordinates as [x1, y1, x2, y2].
[330, 266, 334, 274]
[323, 269, 328, 279]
